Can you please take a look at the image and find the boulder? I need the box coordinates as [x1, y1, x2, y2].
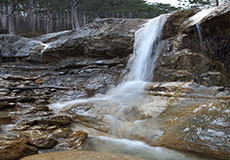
[1, 19, 147, 63]
[0, 34, 47, 62]
[51, 128, 73, 138]
[68, 130, 88, 147]
[0, 139, 38, 160]
[36, 18, 147, 62]
[155, 101, 230, 160]
[22, 130, 58, 149]
[22, 114, 72, 126]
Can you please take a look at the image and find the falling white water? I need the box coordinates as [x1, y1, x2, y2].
[129, 14, 168, 81]
[40, 43, 49, 62]
[195, 23, 204, 53]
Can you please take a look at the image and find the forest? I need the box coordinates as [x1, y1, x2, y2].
[0, 0, 177, 36]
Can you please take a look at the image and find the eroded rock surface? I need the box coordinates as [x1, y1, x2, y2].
[0, 138, 38, 160]
[154, 4, 230, 87]
[38, 18, 148, 62]
[155, 101, 230, 160]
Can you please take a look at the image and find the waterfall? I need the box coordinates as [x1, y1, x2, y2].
[129, 14, 168, 81]
[49, 14, 169, 109]
[107, 14, 168, 105]
[195, 24, 204, 54]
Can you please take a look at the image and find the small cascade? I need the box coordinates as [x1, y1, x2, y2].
[40, 43, 49, 62]
[195, 23, 204, 53]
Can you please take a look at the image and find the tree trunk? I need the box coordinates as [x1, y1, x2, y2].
[128, 12, 133, 19]
[55, 14, 59, 31]
[71, 0, 80, 30]
[0, 2, 8, 28]
[71, 6, 75, 29]
[46, 13, 52, 33]
[216, 0, 219, 6]
[15, 11, 20, 32]
[60, 13, 63, 31]
[44, 14, 47, 33]
[37, 15, 41, 32]
[83, 11, 86, 26]
[28, 0, 35, 32]
[67, 11, 71, 29]
[8, 1, 15, 34]
[73, 5, 80, 28]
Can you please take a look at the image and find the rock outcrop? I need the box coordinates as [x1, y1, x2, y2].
[143, 82, 230, 160]
[154, 4, 230, 87]
[156, 101, 230, 160]
[0, 19, 147, 63]
[37, 18, 147, 62]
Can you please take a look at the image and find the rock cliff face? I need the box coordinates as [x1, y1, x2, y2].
[154, 4, 230, 87]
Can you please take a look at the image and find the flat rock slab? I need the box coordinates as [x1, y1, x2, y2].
[21, 150, 142, 160]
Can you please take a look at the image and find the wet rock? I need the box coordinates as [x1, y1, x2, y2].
[28, 105, 49, 113]
[69, 130, 88, 141]
[22, 114, 72, 126]
[17, 97, 36, 103]
[44, 114, 73, 126]
[55, 130, 89, 149]
[52, 128, 73, 138]
[12, 125, 30, 131]
[155, 101, 230, 160]
[23, 130, 58, 149]
[0, 112, 12, 124]
[35, 99, 49, 105]
[30, 137, 57, 149]
[0, 101, 10, 109]
[0, 88, 10, 96]
[0, 139, 38, 160]
[53, 141, 73, 151]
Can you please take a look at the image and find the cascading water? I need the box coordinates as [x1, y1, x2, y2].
[129, 15, 167, 81]
[195, 24, 204, 54]
[107, 14, 168, 105]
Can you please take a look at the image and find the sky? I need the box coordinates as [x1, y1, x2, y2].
[146, 0, 179, 6]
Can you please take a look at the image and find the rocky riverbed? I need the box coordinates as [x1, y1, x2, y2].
[1, 3, 230, 160]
